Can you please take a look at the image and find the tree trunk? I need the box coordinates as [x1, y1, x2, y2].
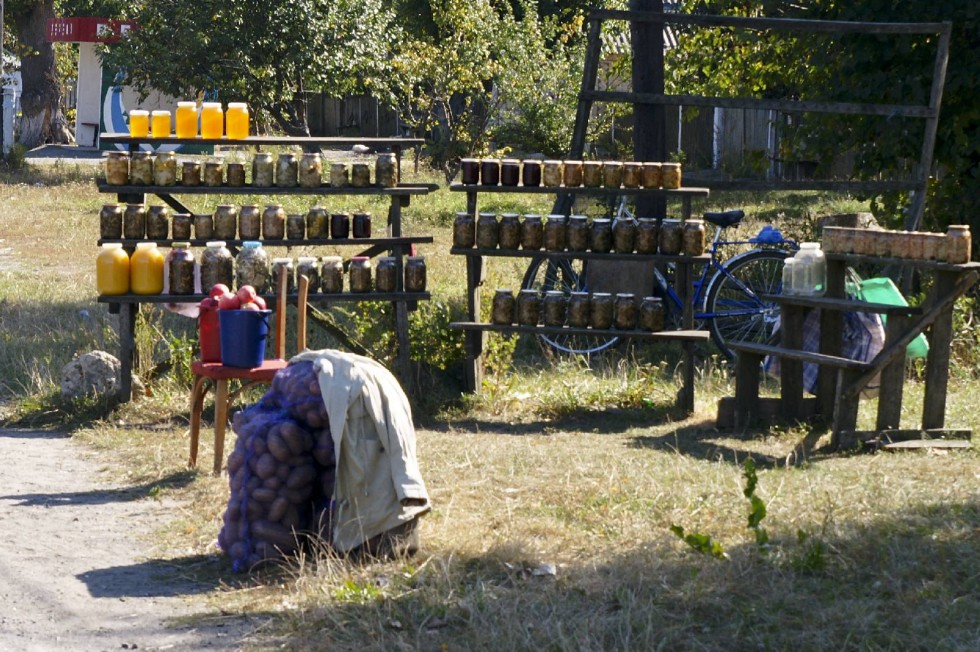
[15, 0, 73, 148]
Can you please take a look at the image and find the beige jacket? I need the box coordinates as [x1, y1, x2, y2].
[291, 350, 430, 552]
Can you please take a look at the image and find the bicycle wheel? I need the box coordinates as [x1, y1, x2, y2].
[703, 249, 790, 359]
[521, 256, 620, 355]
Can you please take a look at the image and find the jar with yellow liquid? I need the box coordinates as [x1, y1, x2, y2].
[130, 242, 165, 295]
[225, 103, 249, 139]
[151, 110, 171, 138]
[128, 110, 149, 137]
[175, 101, 198, 138]
[200, 102, 224, 139]
[96, 243, 130, 295]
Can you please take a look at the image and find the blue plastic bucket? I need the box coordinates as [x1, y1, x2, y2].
[219, 309, 271, 368]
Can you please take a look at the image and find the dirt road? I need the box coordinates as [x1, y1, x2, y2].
[0, 428, 257, 651]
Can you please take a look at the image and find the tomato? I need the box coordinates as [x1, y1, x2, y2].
[252, 296, 267, 310]
[240, 302, 261, 311]
[237, 285, 258, 304]
[218, 293, 242, 310]
[199, 297, 218, 309]
[209, 283, 231, 299]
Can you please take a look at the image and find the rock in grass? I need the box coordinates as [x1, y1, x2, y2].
[60, 350, 144, 401]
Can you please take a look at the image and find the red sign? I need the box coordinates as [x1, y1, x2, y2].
[47, 17, 137, 44]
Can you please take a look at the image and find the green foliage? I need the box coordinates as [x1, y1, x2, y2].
[670, 524, 729, 559]
[408, 299, 468, 371]
[742, 458, 769, 548]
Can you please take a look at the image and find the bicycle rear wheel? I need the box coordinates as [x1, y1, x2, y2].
[521, 256, 620, 355]
[703, 249, 790, 359]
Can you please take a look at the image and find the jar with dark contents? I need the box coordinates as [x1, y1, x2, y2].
[477, 213, 499, 249]
[329, 162, 349, 187]
[640, 297, 665, 331]
[642, 162, 662, 188]
[603, 161, 624, 188]
[194, 213, 214, 240]
[623, 162, 644, 188]
[100, 203, 124, 239]
[614, 294, 638, 330]
[404, 256, 427, 292]
[295, 256, 319, 290]
[567, 215, 590, 252]
[945, 225, 971, 264]
[105, 152, 129, 185]
[285, 214, 305, 241]
[123, 203, 146, 239]
[238, 205, 260, 239]
[172, 213, 192, 239]
[682, 220, 706, 256]
[203, 161, 224, 186]
[235, 241, 270, 291]
[582, 161, 603, 187]
[661, 163, 682, 189]
[542, 160, 563, 187]
[491, 289, 515, 325]
[562, 160, 584, 187]
[612, 217, 637, 253]
[320, 256, 344, 293]
[521, 214, 544, 250]
[498, 213, 522, 250]
[352, 212, 372, 238]
[129, 152, 154, 185]
[306, 207, 329, 239]
[272, 258, 295, 293]
[276, 153, 299, 187]
[590, 219, 613, 253]
[543, 291, 568, 327]
[167, 243, 196, 295]
[635, 218, 660, 254]
[298, 152, 323, 188]
[348, 256, 373, 292]
[659, 219, 683, 255]
[252, 153, 274, 187]
[331, 212, 351, 239]
[544, 215, 568, 252]
[375, 256, 399, 292]
[201, 241, 234, 291]
[153, 151, 176, 186]
[453, 212, 476, 248]
[567, 292, 591, 328]
[181, 160, 202, 186]
[146, 205, 170, 240]
[226, 163, 246, 187]
[351, 163, 371, 187]
[590, 293, 614, 329]
[480, 159, 500, 186]
[522, 160, 542, 187]
[460, 159, 479, 185]
[262, 204, 286, 240]
[375, 153, 398, 187]
[213, 204, 237, 240]
[517, 289, 542, 326]
[500, 159, 521, 186]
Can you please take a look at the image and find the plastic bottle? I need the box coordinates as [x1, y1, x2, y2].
[130, 242, 165, 295]
[781, 257, 797, 295]
[151, 110, 171, 138]
[97, 243, 130, 295]
[175, 101, 198, 138]
[200, 102, 224, 138]
[225, 102, 250, 139]
[792, 242, 826, 296]
[128, 110, 149, 137]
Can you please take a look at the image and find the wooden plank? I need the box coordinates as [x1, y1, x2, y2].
[100, 135, 424, 148]
[683, 179, 922, 193]
[880, 440, 971, 450]
[875, 314, 906, 430]
[732, 350, 762, 429]
[448, 183, 710, 197]
[117, 303, 137, 403]
[780, 304, 805, 420]
[763, 294, 922, 316]
[97, 183, 433, 196]
[817, 259, 847, 417]
[463, 256, 486, 392]
[832, 368, 862, 448]
[98, 292, 431, 304]
[825, 255, 980, 274]
[631, 0, 667, 220]
[449, 322, 710, 341]
[921, 270, 957, 429]
[450, 248, 709, 263]
[729, 341, 869, 370]
[99, 236, 433, 247]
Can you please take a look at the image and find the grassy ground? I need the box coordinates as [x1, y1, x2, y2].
[1, 158, 977, 650]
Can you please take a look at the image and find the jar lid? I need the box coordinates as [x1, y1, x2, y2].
[202, 102, 221, 109]
[272, 257, 293, 264]
[177, 101, 196, 107]
[331, 211, 350, 217]
[151, 109, 170, 116]
[379, 256, 397, 263]
[616, 293, 635, 299]
[227, 102, 248, 109]
[562, 159, 583, 164]
[172, 242, 190, 249]
[501, 159, 520, 165]
[242, 241, 262, 249]
[524, 214, 542, 220]
[322, 256, 342, 263]
[604, 161, 623, 166]
[154, 150, 174, 158]
[297, 256, 317, 263]
[407, 256, 425, 262]
[478, 212, 497, 218]
[547, 214, 567, 221]
[495, 288, 513, 294]
[350, 256, 370, 262]
[642, 296, 663, 304]
[644, 161, 662, 166]
[592, 218, 611, 224]
[136, 242, 157, 249]
[101, 243, 123, 249]
[545, 290, 565, 297]
[570, 215, 588, 222]
[129, 109, 148, 116]
[519, 288, 538, 295]
[206, 241, 226, 248]
[500, 212, 519, 219]
[570, 291, 589, 298]
[353, 212, 371, 217]
[592, 292, 612, 298]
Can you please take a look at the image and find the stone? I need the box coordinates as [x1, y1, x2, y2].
[60, 351, 143, 402]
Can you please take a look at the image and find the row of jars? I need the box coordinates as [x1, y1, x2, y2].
[822, 225, 972, 264]
[104, 151, 399, 188]
[100, 203, 374, 241]
[127, 102, 249, 140]
[453, 212, 707, 256]
[460, 158, 682, 190]
[490, 289, 666, 331]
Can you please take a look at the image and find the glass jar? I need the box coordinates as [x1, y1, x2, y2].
[682, 220, 706, 256]
[492, 289, 515, 325]
[453, 212, 476, 248]
[562, 160, 584, 187]
[945, 225, 971, 264]
[306, 207, 329, 240]
[498, 213, 522, 250]
[614, 293, 638, 330]
[352, 212, 372, 239]
[543, 291, 568, 327]
[375, 153, 398, 187]
[781, 257, 797, 295]
[460, 158, 479, 185]
[225, 102, 250, 139]
[252, 153, 274, 187]
[792, 242, 827, 297]
[128, 110, 149, 137]
[517, 289, 541, 326]
[582, 161, 603, 187]
[262, 204, 286, 240]
[642, 162, 662, 188]
[181, 160, 202, 186]
[296, 256, 319, 290]
[299, 152, 323, 188]
[226, 163, 246, 187]
[480, 159, 500, 186]
[659, 219, 683, 255]
[590, 219, 613, 253]
[612, 216, 636, 254]
[123, 203, 146, 239]
[146, 205, 170, 240]
[639, 297, 665, 332]
[635, 218, 660, 254]
[921, 233, 943, 261]
[172, 213, 192, 240]
[542, 160, 563, 187]
[603, 161, 624, 188]
[200, 102, 224, 138]
[175, 101, 198, 139]
[375, 256, 399, 292]
[201, 241, 234, 291]
[276, 153, 298, 187]
[194, 213, 214, 240]
[97, 243, 130, 295]
[522, 160, 542, 187]
[405, 256, 427, 292]
[167, 242, 197, 295]
[99, 203, 124, 239]
[286, 214, 306, 241]
[349, 256, 373, 293]
[238, 205, 260, 239]
[567, 292, 591, 328]
[203, 161, 224, 186]
[105, 152, 129, 185]
[544, 215, 568, 252]
[153, 151, 177, 186]
[213, 204, 237, 240]
[567, 215, 590, 252]
[130, 242, 165, 295]
[590, 293, 614, 329]
[129, 152, 154, 185]
[331, 212, 351, 239]
[320, 256, 344, 293]
[661, 162, 682, 189]
[330, 162, 349, 187]
[477, 213, 499, 249]
[521, 214, 544, 250]
[623, 162, 644, 188]
[351, 163, 371, 187]
[500, 159, 521, 186]
[272, 257, 295, 293]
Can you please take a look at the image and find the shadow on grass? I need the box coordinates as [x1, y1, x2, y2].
[0, 469, 197, 507]
[77, 553, 233, 599]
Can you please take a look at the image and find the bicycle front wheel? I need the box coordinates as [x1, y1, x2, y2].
[703, 249, 790, 359]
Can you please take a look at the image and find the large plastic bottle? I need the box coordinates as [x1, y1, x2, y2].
[200, 102, 224, 139]
[130, 242, 165, 295]
[225, 103, 250, 139]
[792, 242, 826, 296]
[97, 243, 130, 295]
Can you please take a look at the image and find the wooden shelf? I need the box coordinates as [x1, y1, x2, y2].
[100, 134, 424, 148]
[825, 252, 979, 272]
[97, 236, 433, 247]
[450, 247, 709, 262]
[98, 292, 431, 304]
[449, 321, 709, 341]
[449, 183, 709, 197]
[97, 182, 434, 196]
[761, 294, 923, 316]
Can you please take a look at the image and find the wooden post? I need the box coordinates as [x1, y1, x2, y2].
[118, 303, 137, 403]
[921, 270, 956, 429]
[780, 304, 805, 420]
[631, 0, 667, 219]
[875, 314, 907, 430]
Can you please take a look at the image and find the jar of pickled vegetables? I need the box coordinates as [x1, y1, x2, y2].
[235, 241, 270, 291]
[492, 289, 515, 325]
[181, 160, 202, 186]
[105, 152, 129, 185]
[320, 256, 344, 293]
[262, 204, 286, 240]
[405, 256, 427, 292]
[639, 297, 665, 332]
[329, 162, 349, 187]
[480, 159, 500, 186]
[146, 205, 170, 240]
[352, 212, 372, 239]
[567, 215, 590, 252]
[517, 289, 542, 326]
[298, 152, 322, 188]
[376, 153, 398, 187]
[543, 291, 568, 327]
[252, 153, 274, 187]
[544, 215, 568, 252]
[100, 203, 124, 239]
[203, 161, 224, 187]
[225, 102, 249, 139]
[603, 161, 624, 188]
[130, 242, 165, 295]
[589, 219, 613, 253]
[453, 212, 475, 248]
[659, 219, 683, 255]
[238, 205, 260, 239]
[96, 243, 130, 295]
[295, 256, 319, 290]
[562, 160, 584, 187]
[226, 163, 246, 187]
[477, 213, 499, 249]
[194, 213, 214, 240]
[200, 102, 224, 139]
[635, 218, 660, 254]
[542, 161, 563, 187]
[612, 216, 636, 254]
[661, 163, 682, 189]
[590, 293, 614, 329]
[123, 203, 146, 239]
[498, 213, 521, 250]
[331, 213, 350, 239]
[682, 220, 706, 256]
[460, 158, 479, 185]
[286, 214, 306, 241]
[129, 152, 154, 185]
[351, 163, 371, 187]
[521, 214, 543, 250]
[567, 292, 591, 328]
[175, 101, 198, 139]
[623, 162, 644, 188]
[522, 160, 542, 187]
[200, 241, 234, 291]
[614, 294, 638, 330]
[167, 242, 196, 295]
[945, 225, 972, 264]
[642, 162, 662, 188]
[375, 256, 399, 292]
[582, 161, 603, 187]
[276, 153, 298, 187]
[153, 151, 177, 186]
[349, 256, 373, 293]
[172, 213, 192, 240]
[499, 159, 520, 187]
[306, 207, 329, 239]
[213, 204, 237, 240]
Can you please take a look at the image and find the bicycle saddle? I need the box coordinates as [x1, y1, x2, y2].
[702, 209, 745, 228]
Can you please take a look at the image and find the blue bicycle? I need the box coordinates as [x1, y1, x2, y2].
[521, 209, 799, 358]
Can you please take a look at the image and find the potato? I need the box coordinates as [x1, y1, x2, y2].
[226, 450, 245, 475]
[255, 452, 277, 480]
[283, 488, 311, 504]
[279, 422, 305, 455]
[251, 519, 297, 549]
[304, 409, 324, 429]
[229, 467, 245, 492]
[313, 444, 335, 467]
[268, 496, 289, 522]
[229, 541, 248, 562]
[276, 464, 291, 481]
[251, 487, 276, 504]
[267, 431, 291, 463]
[245, 475, 262, 494]
[263, 476, 282, 491]
[287, 464, 317, 490]
[252, 436, 268, 456]
[244, 498, 264, 520]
